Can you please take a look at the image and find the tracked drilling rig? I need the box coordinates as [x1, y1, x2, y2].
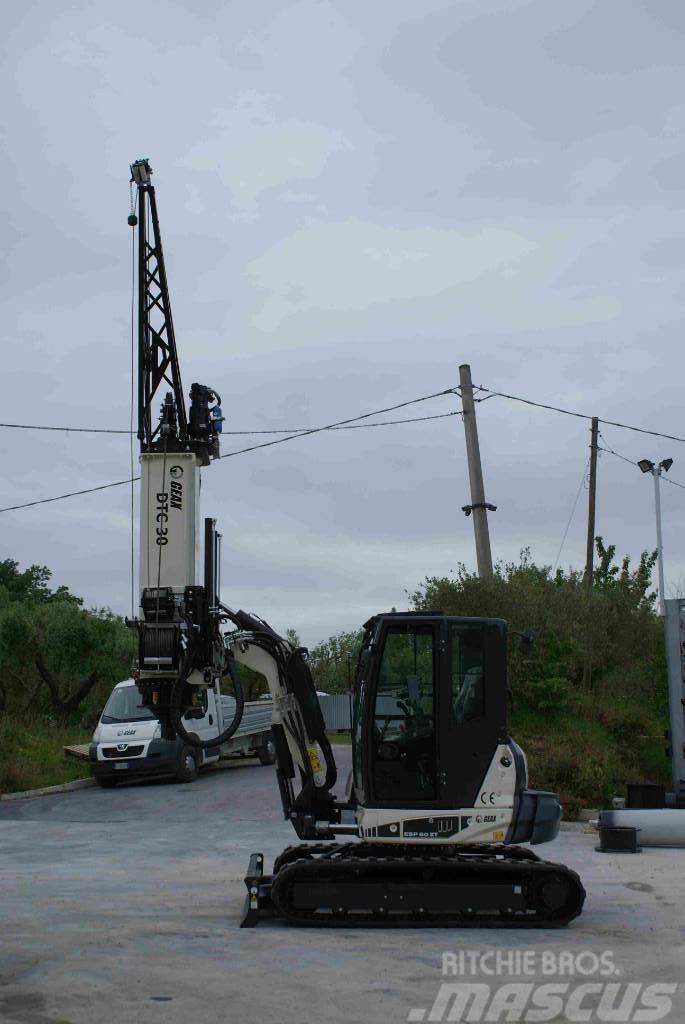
[127, 159, 585, 928]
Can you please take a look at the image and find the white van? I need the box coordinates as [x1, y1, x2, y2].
[89, 678, 274, 786]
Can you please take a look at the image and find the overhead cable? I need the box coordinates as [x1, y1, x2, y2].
[473, 385, 685, 444]
[219, 387, 458, 460]
[0, 387, 459, 512]
[597, 439, 685, 491]
[552, 457, 589, 573]
[0, 408, 459, 436]
[0, 477, 140, 513]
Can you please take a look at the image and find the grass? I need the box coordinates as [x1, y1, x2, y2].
[0, 717, 92, 795]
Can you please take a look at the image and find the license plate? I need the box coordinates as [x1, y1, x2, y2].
[114, 762, 129, 770]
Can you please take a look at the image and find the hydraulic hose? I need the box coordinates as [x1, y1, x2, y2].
[169, 646, 245, 750]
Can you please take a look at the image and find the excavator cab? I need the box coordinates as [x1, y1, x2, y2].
[352, 613, 508, 811]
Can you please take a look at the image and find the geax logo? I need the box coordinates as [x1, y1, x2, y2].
[169, 464, 183, 510]
[406, 952, 677, 1023]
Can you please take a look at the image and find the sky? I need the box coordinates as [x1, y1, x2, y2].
[1, 0, 684, 647]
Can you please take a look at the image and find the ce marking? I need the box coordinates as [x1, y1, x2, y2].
[480, 792, 497, 805]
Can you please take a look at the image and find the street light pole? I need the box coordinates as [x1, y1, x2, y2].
[638, 457, 673, 617]
[653, 465, 666, 617]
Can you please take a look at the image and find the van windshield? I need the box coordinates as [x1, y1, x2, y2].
[101, 685, 156, 724]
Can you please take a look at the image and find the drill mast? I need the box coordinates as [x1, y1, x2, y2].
[128, 158, 226, 738]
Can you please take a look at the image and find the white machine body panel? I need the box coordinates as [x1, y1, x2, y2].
[357, 744, 519, 844]
[229, 640, 326, 789]
[139, 452, 200, 593]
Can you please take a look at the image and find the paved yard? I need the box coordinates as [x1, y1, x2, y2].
[1, 748, 684, 1024]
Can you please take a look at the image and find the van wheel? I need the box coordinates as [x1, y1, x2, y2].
[97, 776, 117, 788]
[177, 746, 199, 783]
[257, 738, 276, 766]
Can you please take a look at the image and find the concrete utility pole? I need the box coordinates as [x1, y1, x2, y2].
[584, 417, 599, 591]
[459, 364, 494, 578]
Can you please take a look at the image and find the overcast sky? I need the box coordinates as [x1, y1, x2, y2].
[2, 0, 684, 646]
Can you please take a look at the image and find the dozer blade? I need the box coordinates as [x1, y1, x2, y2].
[241, 843, 585, 928]
[240, 852, 273, 928]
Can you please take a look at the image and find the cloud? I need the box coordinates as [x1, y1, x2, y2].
[245, 220, 538, 330]
[181, 95, 352, 216]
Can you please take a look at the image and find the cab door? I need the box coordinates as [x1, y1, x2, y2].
[439, 618, 508, 809]
[366, 617, 441, 807]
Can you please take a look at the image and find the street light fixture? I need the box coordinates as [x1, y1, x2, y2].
[638, 457, 673, 616]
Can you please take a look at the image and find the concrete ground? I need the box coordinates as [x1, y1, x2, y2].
[1, 747, 684, 1024]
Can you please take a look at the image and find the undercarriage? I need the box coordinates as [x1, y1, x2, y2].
[241, 842, 586, 928]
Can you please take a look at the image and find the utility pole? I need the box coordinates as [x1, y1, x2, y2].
[459, 364, 494, 578]
[584, 417, 599, 591]
[582, 417, 599, 690]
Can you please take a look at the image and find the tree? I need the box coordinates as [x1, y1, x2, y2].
[0, 559, 82, 606]
[284, 627, 302, 649]
[308, 629, 364, 693]
[410, 541, 662, 709]
[0, 560, 134, 720]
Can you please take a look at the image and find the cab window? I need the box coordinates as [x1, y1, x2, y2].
[371, 625, 436, 801]
[450, 625, 485, 724]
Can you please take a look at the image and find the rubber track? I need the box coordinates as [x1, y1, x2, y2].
[270, 843, 585, 928]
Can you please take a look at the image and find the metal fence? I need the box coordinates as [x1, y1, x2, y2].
[319, 693, 352, 731]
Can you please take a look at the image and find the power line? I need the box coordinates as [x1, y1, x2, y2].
[0, 409, 459, 436]
[3, 381, 683, 446]
[552, 457, 589, 572]
[219, 387, 458, 460]
[661, 475, 685, 491]
[0, 422, 131, 434]
[222, 410, 460, 434]
[473, 385, 685, 444]
[597, 443, 637, 468]
[0, 387, 459, 512]
[598, 437, 685, 491]
[0, 477, 140, 513]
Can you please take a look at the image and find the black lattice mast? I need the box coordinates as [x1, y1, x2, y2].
[130, 159, 188, 453]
